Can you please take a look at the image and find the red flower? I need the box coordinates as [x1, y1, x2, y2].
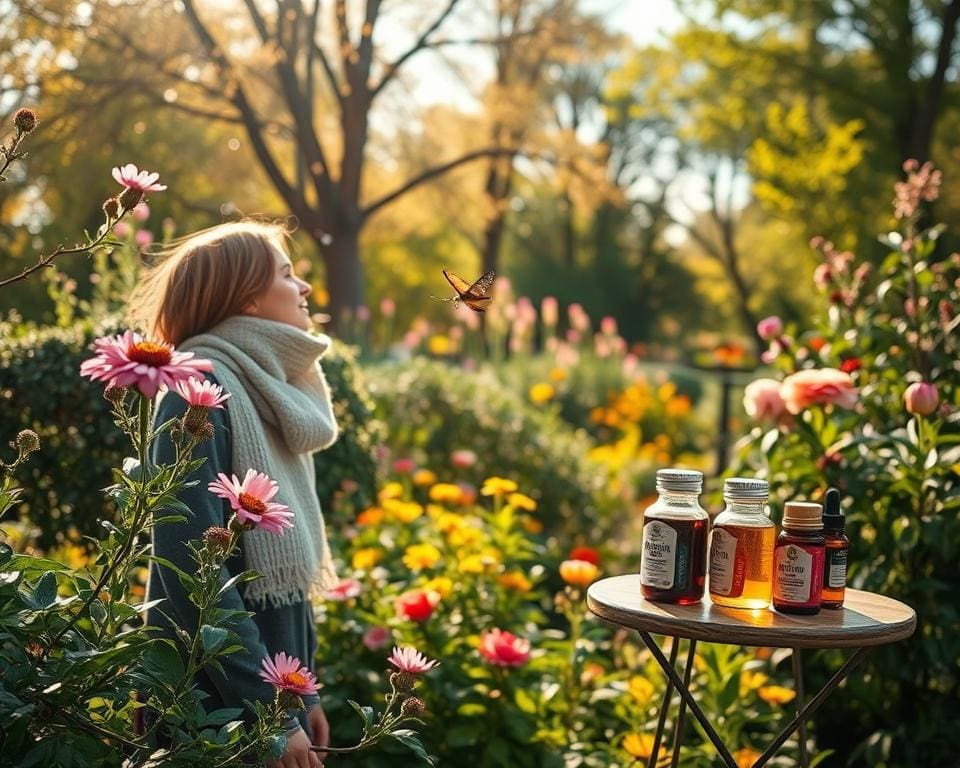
[816, 452, 843, 472]
[479, 628, 531, 668]
[396, 588, 440, 623]
[839, 358, 861, 373]
[568, 546, 600, 566]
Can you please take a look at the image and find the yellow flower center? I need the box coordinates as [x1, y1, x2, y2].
[129, 341, 172, 367]
[239, 492, 267, 515]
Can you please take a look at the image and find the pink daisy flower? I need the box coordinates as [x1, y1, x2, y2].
[259, 651, 318, 696]
[322, 578, 362, 601]
[208, 469, 294, 534]
[479, 628, 531, 668]
[80, 331, 213, 399]
[362, 626, 391, 651]
[175, 377, 231, 409]
[388, 646, 440, 675]
[111, 163, 167, 193]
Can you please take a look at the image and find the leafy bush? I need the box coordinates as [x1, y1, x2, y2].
[363, 358, 614, 537]
[0, 317, 382, 548]
[731, 161, 959, 766]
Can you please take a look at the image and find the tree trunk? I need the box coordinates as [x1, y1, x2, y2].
[480, 156, 515, 275]
[318, 227, 364, 327]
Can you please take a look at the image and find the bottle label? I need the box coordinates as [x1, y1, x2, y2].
[826, 549, 847, 589]
[774, 544, 816, 604]
[641, 520, 677, 590]
[709, 528, 744, 597]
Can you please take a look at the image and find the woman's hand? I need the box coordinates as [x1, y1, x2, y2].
[268, 726, 322, 768]
[308, 702, 330, 758]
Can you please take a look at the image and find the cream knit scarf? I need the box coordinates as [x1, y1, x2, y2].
[179, 315, 340, 607]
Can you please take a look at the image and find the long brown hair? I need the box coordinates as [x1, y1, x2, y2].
[128, 220, 290, 345]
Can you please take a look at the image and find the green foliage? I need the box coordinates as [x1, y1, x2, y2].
[730, 167, 959, 766]
[363, 358, 612, 537]
[0, 318, 381, 548]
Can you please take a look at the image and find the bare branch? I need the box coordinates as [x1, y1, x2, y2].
[370, 0, 461, 100]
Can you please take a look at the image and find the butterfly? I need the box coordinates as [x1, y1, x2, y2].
[432, 269, 496, 312]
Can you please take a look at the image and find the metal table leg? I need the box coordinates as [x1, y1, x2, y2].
[792, 649, 808, 768]
[647, 639, 680, 768]
[669, 639, 698, 768]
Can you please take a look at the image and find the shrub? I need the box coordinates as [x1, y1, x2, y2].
[730, 161, 959, 766]
[0, 317, 382, 549]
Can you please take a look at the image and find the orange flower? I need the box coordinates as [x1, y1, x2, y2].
[559, 559, 599, 588]
[739, 670, 769, 696]
[448, 525, 483, 548]
[521, 515, 543, 534]
[622, 733, 654, 759]
[413, 469, 438, 486]
[378, 482, 404, 502]
[498, 571, 533, 592]
[549, 367, 568, 382]
[627, 676, 654, 706]
[757, 685, 796, 705]
[384, 498, 424, 523]
[435, 511, 464, 533]
[356, 506, 384, 526]
[734, 747, 761, 768]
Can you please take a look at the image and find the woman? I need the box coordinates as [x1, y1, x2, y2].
[131, 221, 337, 768]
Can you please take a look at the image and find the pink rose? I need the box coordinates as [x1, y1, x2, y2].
[743, 378, 788, 423]
[756, 316, 783, 341]
[904, 382, 939, 416]
[780, 368, 858, 414]
[362, 626, 391, 651]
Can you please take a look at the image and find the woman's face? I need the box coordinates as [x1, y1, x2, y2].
[242, 242, 312, 330]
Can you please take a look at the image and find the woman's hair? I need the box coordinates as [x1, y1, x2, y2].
[128, 220, 291, 345]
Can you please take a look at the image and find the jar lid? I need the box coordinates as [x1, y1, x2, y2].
[723, 477, 769, 500]
[656, 468, 703, 493]
[782, 501, 823, 530]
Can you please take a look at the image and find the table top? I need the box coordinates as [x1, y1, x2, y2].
[586, 575, 916, 649]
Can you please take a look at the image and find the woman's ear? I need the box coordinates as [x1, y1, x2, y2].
[240, 301, 259, 316]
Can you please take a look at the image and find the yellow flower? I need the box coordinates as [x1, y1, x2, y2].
[356, 507, 385, 526]
[549, 367, 568, 382]
[559, 559, 599, 588]
[448, 525, 483, 548]
[498, 571, 533, 592]
[657, 381, 677, 401]
[757, 685, 796, 705]
[507, 492, 537, 511]
[427, 334, 453, 356]
[402, 544, 442, 571]
[627, 676, 654, 706]
[481, 477, 518, 497]
[740, 670, 769, 696]
[435, 512, 464, 534]
[413, 469, 438, 486]
[521, 515, 543, 534]
[378, 482, 404, 502]
[422, 576, 454, 599]
[734, 748, 761, 768]
[622, 733, 654, 759]
[529, 382, 555, 405]
[351, 547, 382, 570]
[429, 483, 464, 504]
[458, 548, 501, 574]
[384, 499, 424, 523]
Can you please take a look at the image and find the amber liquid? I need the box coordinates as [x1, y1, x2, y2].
[709, 523, 775, 609]
[640, 515, 708, 604]
[821, 534, 849, 609]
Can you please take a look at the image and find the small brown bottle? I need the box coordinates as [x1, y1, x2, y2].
[772, 501, 825, 616]
[820, 488, 848, 609]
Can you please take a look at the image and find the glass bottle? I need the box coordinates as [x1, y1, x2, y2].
[772, 501, 825, 615]
[708, 477, 776, 609]
[640, 469, 709, 604]
[820, 488, 849, 609]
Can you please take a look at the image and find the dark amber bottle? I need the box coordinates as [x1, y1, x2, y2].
[821, 488, 849, 609]
[772, 501, 825, 616]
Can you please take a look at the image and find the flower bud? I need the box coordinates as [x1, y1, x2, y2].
[202, 526, 232, 554]
[102, 197, 121, 219]
[277, 689, 305, 711]
[390, 671, 416, 693]
[756, 316, 783, 341]
[183, 406, 211, 437]
[14, 108, 37, 134]
[118, 186, 144, 211]
[904, 382, 939, 416]
[400, 697, 426, 718]
[14, 429, 40, 456]
[103, 384, 127, 406]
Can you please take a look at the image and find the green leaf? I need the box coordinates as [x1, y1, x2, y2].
[32, 571, 58, 608]
[200, 624, 229, 655]
[267, 733, 287, 760]
[389, 729, 436, 765]
[514, 686, 538, 714]
[348, 699, 374, 729]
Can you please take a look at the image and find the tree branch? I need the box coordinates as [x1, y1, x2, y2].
[362, 147, 523, 219]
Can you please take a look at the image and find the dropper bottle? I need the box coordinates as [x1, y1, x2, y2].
[821, 488, 849, 609]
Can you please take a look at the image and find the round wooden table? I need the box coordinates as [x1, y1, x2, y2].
[587, 575, 916, 768]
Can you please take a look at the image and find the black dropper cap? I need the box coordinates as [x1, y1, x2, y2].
[822, 487, 844, 532]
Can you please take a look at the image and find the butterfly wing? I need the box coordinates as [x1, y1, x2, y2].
[463, 296, 493, 312]
[442, 270, 474, 298]
[465, 270, 496, 299]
